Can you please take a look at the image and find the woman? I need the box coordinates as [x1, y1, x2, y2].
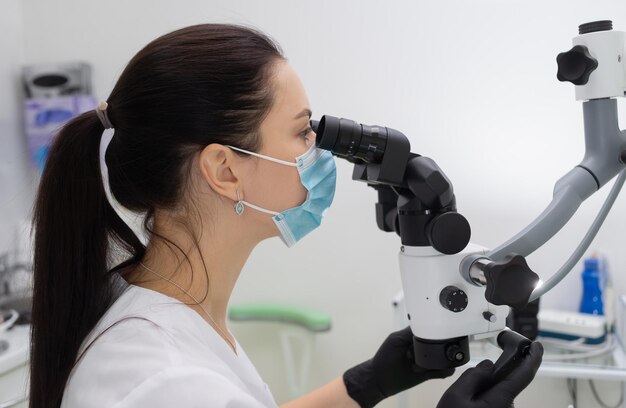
[30, 24, 542, 408]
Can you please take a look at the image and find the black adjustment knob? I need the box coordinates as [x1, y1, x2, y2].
[445, 344, 466, 363]
[556, 45, 598, 86]
[483, 254, 540, 310]
[440, 286, 468, 313]
[426, 212, 471, 255]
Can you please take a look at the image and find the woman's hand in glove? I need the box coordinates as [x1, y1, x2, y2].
[343, 326, 455, 408]
[436, 341, 544, 408]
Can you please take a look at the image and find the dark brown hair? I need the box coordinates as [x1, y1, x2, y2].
[30, 24, 284, 407]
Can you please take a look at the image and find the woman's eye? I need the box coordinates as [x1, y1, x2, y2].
[298, 127, 313, 139]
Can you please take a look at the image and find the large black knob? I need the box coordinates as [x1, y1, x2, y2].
[426, 212, 471, 255]
[556, 45, 598, 86]
[440, 286, 468, 313]
[483, 254, 540, 310]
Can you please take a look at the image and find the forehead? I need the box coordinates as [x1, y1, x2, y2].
[262, 61, 309, 128]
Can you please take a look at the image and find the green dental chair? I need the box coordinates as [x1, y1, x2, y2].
[228, 304, 332, 400]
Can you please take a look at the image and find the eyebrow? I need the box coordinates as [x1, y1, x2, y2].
[294, 108, 312, 120]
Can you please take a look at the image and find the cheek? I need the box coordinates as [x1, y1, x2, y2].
[251, 162, 307, 210]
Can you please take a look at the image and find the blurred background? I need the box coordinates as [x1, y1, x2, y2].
[2, 1, 626, 407]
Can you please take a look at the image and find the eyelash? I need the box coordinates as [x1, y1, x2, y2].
[298, 127, 313, 139]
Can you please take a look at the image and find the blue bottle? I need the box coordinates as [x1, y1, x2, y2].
[579, 257, 604, 315]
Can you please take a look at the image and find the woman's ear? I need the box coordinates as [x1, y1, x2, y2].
[198, 144, 243, 202]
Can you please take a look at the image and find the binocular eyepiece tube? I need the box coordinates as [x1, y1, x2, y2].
[313, 115, 401, 164]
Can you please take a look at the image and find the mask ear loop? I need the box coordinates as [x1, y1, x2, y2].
[226, 145, 300, 167]
[234, 189, 245, 216]
[234, 188, 280, 217]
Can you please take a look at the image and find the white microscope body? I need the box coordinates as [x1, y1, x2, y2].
[399, 244, 509, 341]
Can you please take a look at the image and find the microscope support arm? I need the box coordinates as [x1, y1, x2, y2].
[486, 166, 597, 261]
[461, 98, 626, 308]
[488, 98, 626, 261]
[530, 170, 626, 301]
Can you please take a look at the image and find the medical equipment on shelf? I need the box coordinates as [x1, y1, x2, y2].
[22, 62, 92, 98]
[579, 256, 605, 315]
[228, 304, 332, 400]
[311, 19, 626, 378]
[538, 309, 607, 344]
[22, 62, 96, 171]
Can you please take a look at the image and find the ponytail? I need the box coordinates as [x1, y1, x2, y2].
[30, 111, 144, 408]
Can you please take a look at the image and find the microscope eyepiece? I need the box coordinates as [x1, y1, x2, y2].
[314, 115, 394, 164]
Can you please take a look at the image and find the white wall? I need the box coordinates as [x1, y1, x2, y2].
[5, 0, 626, 406]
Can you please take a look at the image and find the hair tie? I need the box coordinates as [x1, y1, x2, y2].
[95, 101, 114, 129]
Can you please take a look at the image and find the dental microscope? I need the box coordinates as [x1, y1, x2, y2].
[312, 20, 626, 377]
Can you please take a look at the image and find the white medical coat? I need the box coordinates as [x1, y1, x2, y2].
[61, 284, 278, 407]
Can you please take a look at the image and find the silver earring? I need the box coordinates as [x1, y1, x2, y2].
[234, 189, 245, 216]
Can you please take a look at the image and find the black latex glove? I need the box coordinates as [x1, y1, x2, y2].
[343, 326, 455, 408]
[437, 341, 543, 408]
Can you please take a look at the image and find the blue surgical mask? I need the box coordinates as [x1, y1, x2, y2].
[226, 143, 336, 247]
